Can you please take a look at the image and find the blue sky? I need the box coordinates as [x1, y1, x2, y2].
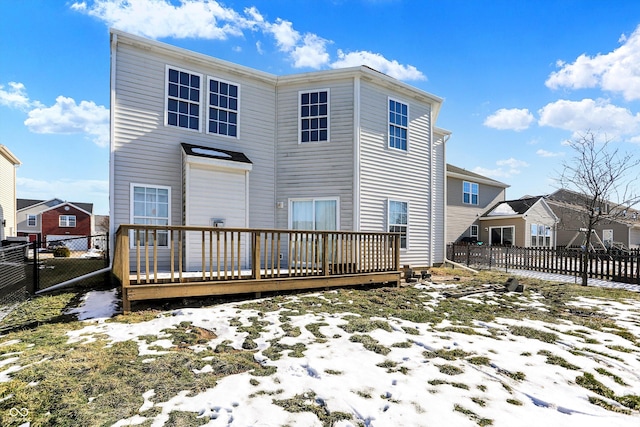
[2, 0, 640, 216]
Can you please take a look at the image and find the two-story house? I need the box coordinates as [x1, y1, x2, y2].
[0, 145, 21, 243]
[446, 164, 509, 244]
[17, 198, 93, 249]
[546, 189, 640, 250]
[110, 29, 450, 270]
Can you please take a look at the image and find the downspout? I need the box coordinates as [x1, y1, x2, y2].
[353, 75, 361, 231]
[36, 266, 112, 295]
[108, 31, 117, 261]
[441, 133, 451, 265]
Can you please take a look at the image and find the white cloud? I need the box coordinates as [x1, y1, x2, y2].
[473, 158, 529, 179]
[537, 98, 640, 141]
[331, 50, 426, 81]
[72, 0, 257, 40]
[545, 24, 640, 101]
[536, 149, 564, 158]
[0, 82, 40, 110]
[71, 1, 425, 79]
[24, 96, 110, 147]
[483, 108, 534, 131]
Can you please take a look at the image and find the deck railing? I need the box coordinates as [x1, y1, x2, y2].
[113, 225, 402, 312]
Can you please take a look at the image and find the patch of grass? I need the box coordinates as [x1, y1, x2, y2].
[436, 364, 464, 375]
[437, 326, 481, 336]
[262, 339, 307, 360]
[508, 326, 557, 343]
[595, 368, 628, 386]
[471, 397, 486, 407]
[281, 322, 301, 337]
[0, 329, 260, 427]
[576, 373, 615, 399]
[273, 391, 353, 427]
[160, 322, 217, 347]
[467, 356, 491, 366]
[391, 341, 412, 348]
[305, 322, 328, 340]
[423, 348, 473, 361]
[355, 389, 373, 399]
[0, 292, 79, 330]
[520, 352, 532, 357]
[537, 350, 580, 370]
[165, 410, 209, 426]
[571, 347, 624, 362]
[324, 369, 342, 375]
[453, 404, 493, 426]
[401, 326, 420, 335]
[477, 384, 487, 392]
[349, 334, 390, 355]
[606, 345, 634, 353]
[340, 318, 392, 333]
[588, 396, 632, 415]
[506, 398, 523, 406]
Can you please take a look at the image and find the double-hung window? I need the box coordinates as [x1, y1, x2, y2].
[166, 66, 201, 131]
[470, 225, 479, 239]
[59, 215, 76, 227]
[389, 98, 408, 151]
[388, 200, 408, 249]
[27, 214, 37, 227]
[208, 78, 239, 137]
[463, 181, 479, 205]
[300, 90, 329, 143]
[131, 184, 170, 246]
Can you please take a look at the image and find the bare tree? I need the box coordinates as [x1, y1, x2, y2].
[95, 215, 110, 234]
[556, 131, 640, 286]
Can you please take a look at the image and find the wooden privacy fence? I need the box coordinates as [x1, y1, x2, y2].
[447, 244, 640, 284]
[113, 225, 402, 313]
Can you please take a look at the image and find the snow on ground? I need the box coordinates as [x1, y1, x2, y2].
[52, 284, 640, 427]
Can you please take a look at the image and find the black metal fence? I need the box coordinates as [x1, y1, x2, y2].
[0, 234, 111, 307]
[447, 244, 640, 284]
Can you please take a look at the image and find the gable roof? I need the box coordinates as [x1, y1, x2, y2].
[446, 164, 509, 188]
[482, 196, 553, 218]
[17, 198, 93, 214]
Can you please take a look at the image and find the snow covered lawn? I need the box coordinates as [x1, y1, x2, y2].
[1, 273, 639, 426]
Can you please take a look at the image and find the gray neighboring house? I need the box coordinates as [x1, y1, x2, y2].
[479, 196, 558, 247]
[0, 145, 21, 242]
[446, 164, 509, 244]
[546, 189, 640, 250]
[110, 29, 450, 269]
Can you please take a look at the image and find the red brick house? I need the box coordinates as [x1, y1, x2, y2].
[17, 198, 93, 249]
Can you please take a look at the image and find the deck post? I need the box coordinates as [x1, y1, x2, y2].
[322, 232, 330, 276]
[252, 231, 262, 280]
[117, 228, 131, 314]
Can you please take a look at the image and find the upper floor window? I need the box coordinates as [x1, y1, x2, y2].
[388, 200, 408, 249]
[59, 215, 76, 228]
[208, 78, 239, 137]
[463, 181, 479, 205]
[389, 98, 408, 151]
[166, 66, 201, 131]
[27, 214, 37, 227]
[300, 90, 328, 143]
[131, 184, 170, 247]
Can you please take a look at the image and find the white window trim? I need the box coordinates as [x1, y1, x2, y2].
[287, 197, 340, 230]
[27, 214, 37, 227]
[463, 181, 479, 205]
[298, 88, 330, 144]
[165, 64, 203, 133]
[130, 183, 172, 248]
[470, 225, 478, 238]
[489, 226, 515, 246]
[387, 198, 410, 250]
[59, 215, 77, 228]
[206, 76, 241, 139]
[388, 96, 410, 153]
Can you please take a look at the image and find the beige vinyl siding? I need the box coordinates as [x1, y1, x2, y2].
[358, 80, 433, 266]
[431, 133, 447, 264]
[16, 205, 44, 234]
[522, 200, 557, 247]
[275, 78, 354, 231]
[0, 155, 17, 239]
[446, 177, 506, 244]
[112, 35, 278, 266]
[629, 228, 640, 248]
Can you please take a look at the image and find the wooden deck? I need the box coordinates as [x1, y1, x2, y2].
[113, 225, 402, 313]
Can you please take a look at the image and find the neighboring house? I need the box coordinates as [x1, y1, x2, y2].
[17, 198, 94, 249]
[110, 29, 450, 269]
[479, 196, 558, 247]
[446, 164, 509, 244]
[546, 189, 640, 250]
[0, 145, 21, 242]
